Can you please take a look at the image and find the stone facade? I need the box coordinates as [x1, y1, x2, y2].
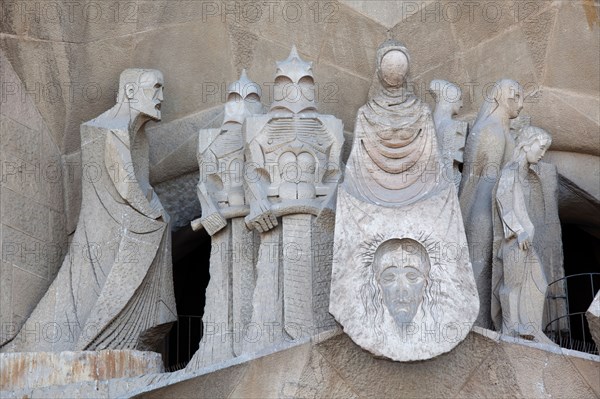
[0, 0, 598, 397]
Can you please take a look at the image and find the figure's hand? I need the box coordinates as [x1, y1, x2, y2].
[249, 199, 278, 233]
[517, 232, 531, 251]
[201, 212, 227, 236]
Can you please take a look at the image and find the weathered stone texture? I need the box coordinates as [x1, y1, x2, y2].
[0, 51, 67, 346]
[122, 329, 599, 399]
[0, 350, 163, 392]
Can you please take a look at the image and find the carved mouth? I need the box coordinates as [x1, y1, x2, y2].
[155, 103, 161, 110]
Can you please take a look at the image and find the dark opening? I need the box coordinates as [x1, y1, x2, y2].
[163, 224, 212, 370]
[550, 224, 600, 353]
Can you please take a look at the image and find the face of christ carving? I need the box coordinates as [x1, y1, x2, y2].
[373, 239, 431, 325]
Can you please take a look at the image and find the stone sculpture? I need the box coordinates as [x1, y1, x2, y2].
[492, 126, 555, 344]
[242, 46, 344, 352]
[330, 40, 479, 361]
[459, 79, 524, 328]
[188, 71, 263, 368]
[586, 292, 600, 351]
[429, 80, 468, 191]
[1, 69, 176, 353]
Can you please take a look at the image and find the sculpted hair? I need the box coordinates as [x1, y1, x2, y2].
[512, 126, 552, 160]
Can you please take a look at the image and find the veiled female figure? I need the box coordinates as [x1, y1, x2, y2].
[494, 126, 554, 344]
[344, 39, 442, 207]
[330, 40, 478, 361]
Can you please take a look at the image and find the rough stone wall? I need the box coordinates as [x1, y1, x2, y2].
[0, 51, 67, 346]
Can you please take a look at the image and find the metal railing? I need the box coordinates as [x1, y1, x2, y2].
[544, 273, 600, 355]
[164, 315, 204, 371]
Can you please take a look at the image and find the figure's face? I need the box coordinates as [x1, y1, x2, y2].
[507, 86, 524, 118]
[379, 50, 409, 88]
[131, 71, 164, 120]
[377, 249, 428, 324]
[224, 92, 262, 124]
[451, 91, 463, 115]
[526, 139, 548, 164]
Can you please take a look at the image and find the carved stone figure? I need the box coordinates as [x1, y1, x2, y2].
[242, 46, 344, 352]
[492, 117, 566, 338]
[330, 40, 479, 361]
[188, 71, 262, 368]
[2, 69, 176, 353]
[459, 79, 524, 328]
[429, 80, 468, 191]
[492, 126, 555, 344]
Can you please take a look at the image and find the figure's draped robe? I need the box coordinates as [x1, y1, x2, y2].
[4, 120, 176, 352]
[492, 162, 564, 339]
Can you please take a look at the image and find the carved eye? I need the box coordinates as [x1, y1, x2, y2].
[154, 83, 162, 89]
[380, 267, 398, 284]
[406, 272, 420, 282]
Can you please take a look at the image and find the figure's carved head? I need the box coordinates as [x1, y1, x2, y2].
[373, 238, 431, 325]
[376, 40, 410, 89]
[118, 69, 164, 120]
[495, 79, 524, 118]
[224, 69, 263, 124]
[271, 46, 316, 114]
[475, 79, 523, 124]
[429, 79, 463, 115]
[360, 235, 441, 339]
[514, 126, 552, 165]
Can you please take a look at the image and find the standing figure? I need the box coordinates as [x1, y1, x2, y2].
[494, 126, 554, 344]
[188, 71, 263, 368]
[2, 69, 176, 353]
[459, 79, 524, 328]
[429, 80, 468, 191]
[330, 40, 478, 361]
[243, 46, 344, 352]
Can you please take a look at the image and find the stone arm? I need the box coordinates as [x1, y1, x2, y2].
[244, 140, 278, 233]
[105, 130, 164, 219]
[196, 149, 227, 236]
[496, 166, 531, 250]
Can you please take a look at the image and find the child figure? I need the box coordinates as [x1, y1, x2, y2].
[494, 126, 555, 344]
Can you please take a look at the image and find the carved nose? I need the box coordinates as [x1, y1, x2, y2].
[398, 281, 411, 299]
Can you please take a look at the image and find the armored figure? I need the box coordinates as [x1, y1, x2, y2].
[188, 71, 264, 368]
[243, 46, 344, 352]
